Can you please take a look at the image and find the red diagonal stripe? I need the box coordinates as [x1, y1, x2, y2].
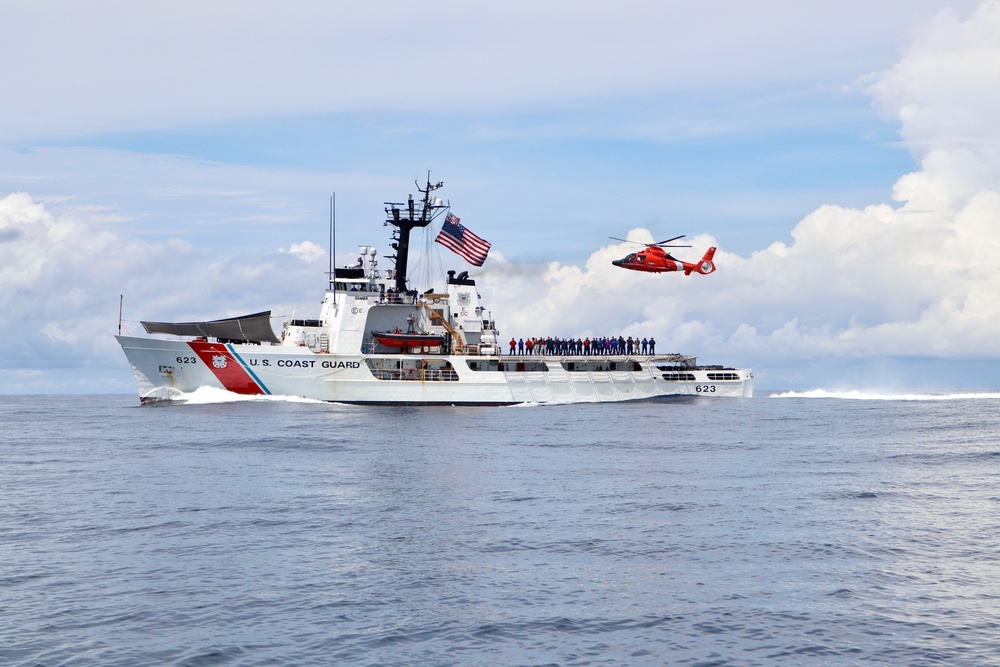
[188, 341, 264, 395]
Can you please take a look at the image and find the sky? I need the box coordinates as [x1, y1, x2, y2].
[2, 0, 999, 393]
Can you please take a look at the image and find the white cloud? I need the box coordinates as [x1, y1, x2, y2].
[871, 2, 1000, 166]
[476, 1, 1000, 376]
[0, 0, 981, 141]
[0, 191, 327, 392]
[282, 241, 326, 263]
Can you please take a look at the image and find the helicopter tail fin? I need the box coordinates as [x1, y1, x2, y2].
[685, 247, 717, 275]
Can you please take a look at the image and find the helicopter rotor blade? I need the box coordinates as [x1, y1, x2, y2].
[608, 237, 649, 246]
[610, 235, 691, 248]
[654, 237, 691, 247]
[653, 235, 689, 246]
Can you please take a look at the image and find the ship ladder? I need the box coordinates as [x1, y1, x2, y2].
[419, 302, 464, 355]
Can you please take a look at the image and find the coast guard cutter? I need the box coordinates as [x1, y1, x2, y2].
[116, 176, 754, 404]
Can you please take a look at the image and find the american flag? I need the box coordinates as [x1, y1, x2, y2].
[434, 213, 491, 266]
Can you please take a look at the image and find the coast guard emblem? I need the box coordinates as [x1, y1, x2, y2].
[212, 355, 228, 369]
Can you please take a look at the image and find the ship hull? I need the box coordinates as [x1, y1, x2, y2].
[116, 335, 753, 405]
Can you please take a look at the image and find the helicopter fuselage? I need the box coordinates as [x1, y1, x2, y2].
[612, 246, 717, 275]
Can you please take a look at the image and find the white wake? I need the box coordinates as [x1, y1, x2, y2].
[143, 386, 327, 405]
[769, 389, 1000, 401]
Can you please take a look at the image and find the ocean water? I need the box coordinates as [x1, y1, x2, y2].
[3, 390, 1000, 666]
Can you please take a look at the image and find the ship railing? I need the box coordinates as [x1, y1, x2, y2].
[377, 292, 418, 305]
[370, 368, 459, 382]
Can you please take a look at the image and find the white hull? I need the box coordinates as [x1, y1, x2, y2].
[117, 335, 753, 405]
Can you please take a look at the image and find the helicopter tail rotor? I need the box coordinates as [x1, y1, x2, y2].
[684, 247, 717, 275]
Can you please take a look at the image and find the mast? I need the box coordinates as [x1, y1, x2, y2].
[384, 173, 448, 293]
[328, 193, 336, 293]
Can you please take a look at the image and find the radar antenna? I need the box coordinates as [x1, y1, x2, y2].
[383, 172, 448, 293]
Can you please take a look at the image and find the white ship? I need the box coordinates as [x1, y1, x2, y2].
[116, 177, 754, 405]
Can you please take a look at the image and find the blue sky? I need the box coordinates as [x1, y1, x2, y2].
[13, 96, 909, 260]
[2, 0, 999, 393]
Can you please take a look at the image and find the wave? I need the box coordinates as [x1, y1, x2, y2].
[142, 386, 328, 405]
[769, 389, 1000, 401]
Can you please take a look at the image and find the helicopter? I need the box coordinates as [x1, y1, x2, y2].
[610, 235, 717, 275]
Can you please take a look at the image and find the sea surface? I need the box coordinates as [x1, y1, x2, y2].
[3, 389, 1000, 666]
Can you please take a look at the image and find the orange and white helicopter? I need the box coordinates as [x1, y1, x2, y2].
[610, 235, 717, 275]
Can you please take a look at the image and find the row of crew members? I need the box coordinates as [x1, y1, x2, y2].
[507, 336, 656, 356]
